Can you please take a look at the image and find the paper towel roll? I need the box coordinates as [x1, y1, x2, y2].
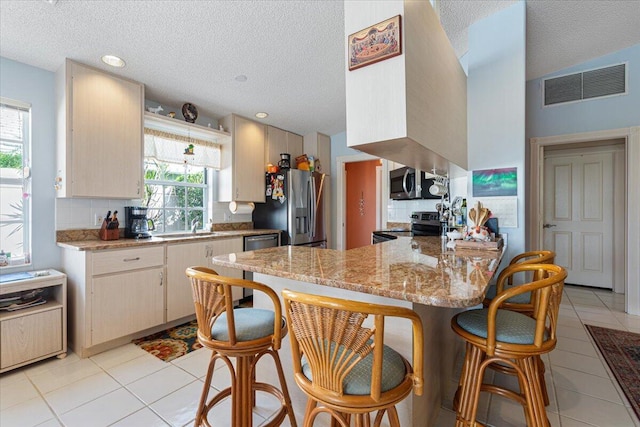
[229, 202, 255, 215]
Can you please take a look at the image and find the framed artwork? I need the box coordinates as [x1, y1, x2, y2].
[472, 167, 518, 197]
[348, 15, 402, 71]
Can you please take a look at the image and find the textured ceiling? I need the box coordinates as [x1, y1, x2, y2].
[1, 1, 638, 137]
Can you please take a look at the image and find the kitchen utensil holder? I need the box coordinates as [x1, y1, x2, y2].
[99, 220, 120, 241]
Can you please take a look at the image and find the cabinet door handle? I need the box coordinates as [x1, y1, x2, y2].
[159, 272, 163, 286]
[123, 257, 140, 262]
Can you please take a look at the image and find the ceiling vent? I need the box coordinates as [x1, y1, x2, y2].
[544, 63, 627, 106]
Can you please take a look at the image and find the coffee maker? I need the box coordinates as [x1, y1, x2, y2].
[124, 206, 153, 239]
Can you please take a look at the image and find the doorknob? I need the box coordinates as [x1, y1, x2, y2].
[543, 224, 557, 228]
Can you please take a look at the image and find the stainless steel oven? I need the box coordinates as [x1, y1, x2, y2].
[410, 211, 442, 236]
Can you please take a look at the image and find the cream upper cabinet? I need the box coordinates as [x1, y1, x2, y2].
[218, 114, 265, 202]
[266, 126, 287, 166]
[287, 132, 303, 164]
[303, 132, 331, 174]
[55, 59, 144, 198]
[266, 126, 303, 167]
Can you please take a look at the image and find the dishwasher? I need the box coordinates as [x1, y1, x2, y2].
[243, 233, 280, 297]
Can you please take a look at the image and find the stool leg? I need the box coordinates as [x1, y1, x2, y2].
[453, 342, 474, 412]
[456, 344, 485, 427]
[517, 357, 550, 427]
[536, 355, 550, 406]
[269, 349, 298, 427]
[232, 355, 253, 427]
[195, 351, 217, 426]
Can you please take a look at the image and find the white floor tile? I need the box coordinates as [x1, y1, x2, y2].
[555, 336, 599, 358]
[557, 324, 591, 342]
[126, 365, 198, 404]
[171, 347, 214, 378]
[0, 396, 55, 427]
[105, 353, 167, 385]
[549, 349, 609, 378]
[44, 371, 120, 415]
[0, 374, 40, 410]
[60, 388, 143, 427]
[551, 366, 623, 404]
[90, 343, 148, 370]
[556, 388, 634, 427]
[0, 369, 28, 386]
[149, 380, 204, 427]
[577, 311, 625, 327]
[23, 351, 80, 377]
[109, 407, 169, 426]
[27, 358, 102, 394]
[35, 419, 62, 427]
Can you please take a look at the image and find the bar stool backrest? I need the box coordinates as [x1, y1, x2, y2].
[282, 289, 424, 401]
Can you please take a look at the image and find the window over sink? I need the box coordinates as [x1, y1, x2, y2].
[143, 120, 223, 234]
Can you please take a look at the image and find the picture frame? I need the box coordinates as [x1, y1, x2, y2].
[472, 167, 518, 197]
[348, 15, 402, 71]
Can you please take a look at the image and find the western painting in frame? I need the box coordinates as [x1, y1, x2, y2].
[472, 167, 518, 197]
[348, 15, 402, 71]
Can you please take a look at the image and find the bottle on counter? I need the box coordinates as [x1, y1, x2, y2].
[461, 198, 467, 226]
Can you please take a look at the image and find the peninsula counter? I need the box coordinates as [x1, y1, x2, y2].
[211, 236, 505, 426]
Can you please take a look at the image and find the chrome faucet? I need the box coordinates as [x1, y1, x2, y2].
[191, 219, 200, 234]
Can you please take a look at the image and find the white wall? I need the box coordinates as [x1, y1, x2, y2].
[526, 44, 640, 139]
[0, 57, 60, 271]
[466, 1, 526, 261]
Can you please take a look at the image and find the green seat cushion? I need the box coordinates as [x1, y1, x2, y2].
[485, 285, 531, 304]
[211, 308, 275, 342]
[301, 342, 407, 395]
[455, 308, 548, 345]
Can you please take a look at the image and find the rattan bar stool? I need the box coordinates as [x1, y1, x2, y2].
[480, 250, 556, 406]
[451, 263, 566, 427]
[186, 267, 297, 427]
[482, 250, 556, 315]
[282, 289, 424, 427]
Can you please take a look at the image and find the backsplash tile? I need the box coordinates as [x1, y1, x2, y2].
[55, 199, 252, 230]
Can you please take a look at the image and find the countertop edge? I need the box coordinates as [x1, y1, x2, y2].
[57, 229, 281, 251]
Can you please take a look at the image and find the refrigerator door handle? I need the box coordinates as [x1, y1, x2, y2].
[310, 175, 317, 238]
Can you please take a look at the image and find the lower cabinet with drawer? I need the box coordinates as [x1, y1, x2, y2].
[62, 245, 165, 357]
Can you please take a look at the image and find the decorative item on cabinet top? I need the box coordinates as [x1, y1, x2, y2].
[182, 103, 198, 123]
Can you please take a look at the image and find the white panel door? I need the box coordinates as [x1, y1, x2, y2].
[543, 152, 613, 288]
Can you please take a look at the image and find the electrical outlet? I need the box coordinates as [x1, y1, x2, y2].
[94, 214, 104, 226]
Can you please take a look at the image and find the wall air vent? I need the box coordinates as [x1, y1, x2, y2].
[544, 63, 627, 106]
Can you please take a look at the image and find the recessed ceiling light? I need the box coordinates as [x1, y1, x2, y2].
[101, 55, 126, 68]
[43, 0, 58, 4]
[255, 112, 268, 119]
[235, 74, 248, 82]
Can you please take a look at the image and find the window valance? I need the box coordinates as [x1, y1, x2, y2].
[144, 128, 221, 169]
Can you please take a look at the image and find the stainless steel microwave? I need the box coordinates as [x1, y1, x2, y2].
[389, 167, 440, 200]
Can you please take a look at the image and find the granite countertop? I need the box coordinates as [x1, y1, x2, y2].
[211, 236, 505, 308]
[57, 229, 281, 251]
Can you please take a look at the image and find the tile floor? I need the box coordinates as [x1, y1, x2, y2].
[1, 285, 638, 427]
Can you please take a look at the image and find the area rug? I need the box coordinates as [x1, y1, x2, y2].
[132, 320, 202, 362]
[585, 324, 640, 419]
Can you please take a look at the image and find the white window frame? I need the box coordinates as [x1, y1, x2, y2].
[0, 97, 32, 268]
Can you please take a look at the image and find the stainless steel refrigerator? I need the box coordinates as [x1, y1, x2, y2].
[252, 169, 327, 247]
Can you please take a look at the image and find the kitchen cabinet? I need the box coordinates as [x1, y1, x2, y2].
[55, 58, 144, 198]
[265, 125, 303, 167]
[303, 132, 331, 174]
[166, 237, 244, 322]
[0, 270, 67, 373]
[218, 114, 266, 202]
[62, 245, 164, 357]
